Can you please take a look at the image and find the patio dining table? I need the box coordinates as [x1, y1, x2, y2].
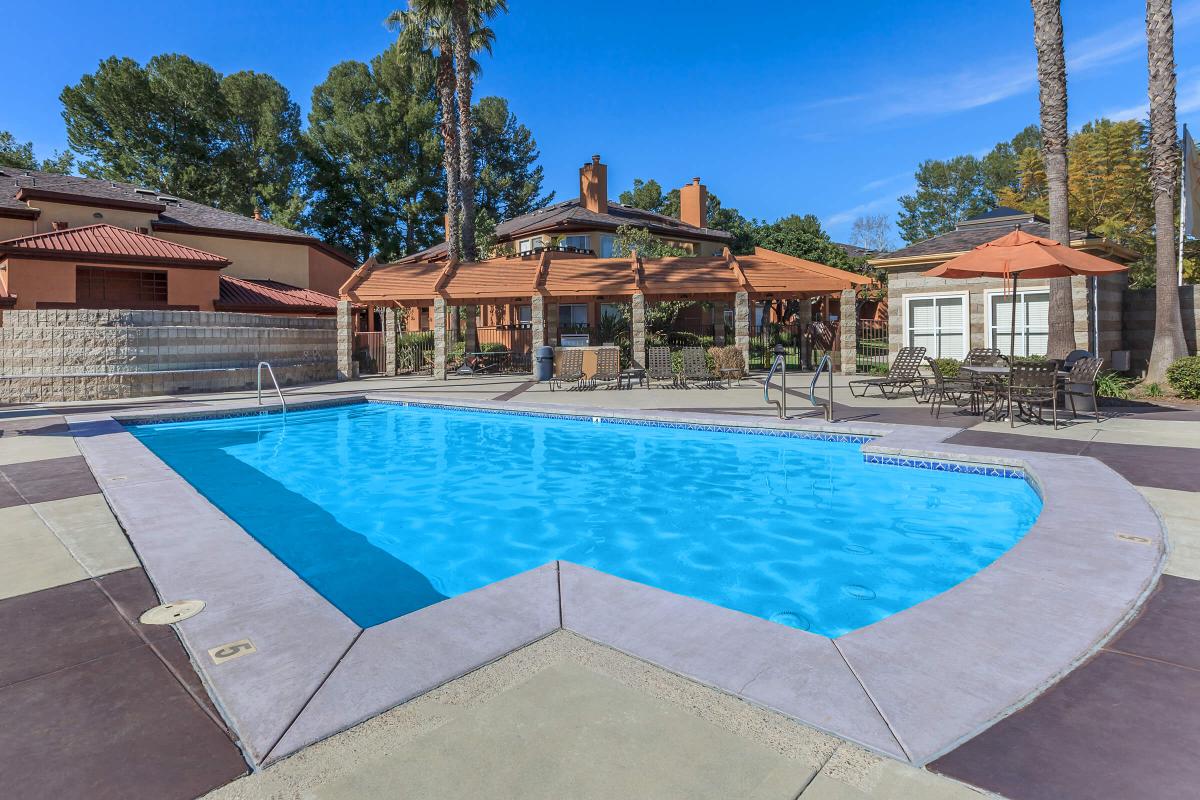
[959, 364, 1071, 422]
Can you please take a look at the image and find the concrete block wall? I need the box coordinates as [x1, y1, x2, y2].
[0, 309, 336, 402]
[1124, 285, 1198, 373]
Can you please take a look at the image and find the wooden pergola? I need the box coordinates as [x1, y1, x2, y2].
[337, 247, 871, 379]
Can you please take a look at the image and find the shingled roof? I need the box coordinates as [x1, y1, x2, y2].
[0, 223, 230, 268]
[0, 167, 353, 264]
[871, 207, 1138, 264]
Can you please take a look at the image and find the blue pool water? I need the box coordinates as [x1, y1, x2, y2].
[129, 402, 1041, 637]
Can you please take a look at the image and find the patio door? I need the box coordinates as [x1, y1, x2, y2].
[989, 290, 1049, 357]
[905, 294, 966, 359]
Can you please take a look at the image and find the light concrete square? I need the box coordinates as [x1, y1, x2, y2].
[309, 662, 818, 800]
[32, 494, 137, 577]
[1138, 485, 1200, 580]
[0, 504, 88, 598]
[0, 434, 79, 466]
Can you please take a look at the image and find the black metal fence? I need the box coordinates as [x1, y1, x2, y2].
[857, 319, 889, 374]
[353, 332, 385, 375]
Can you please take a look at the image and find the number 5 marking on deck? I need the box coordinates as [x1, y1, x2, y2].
[208, 638, 257, 665]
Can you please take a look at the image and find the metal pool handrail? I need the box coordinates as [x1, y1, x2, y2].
[257, 361, 286, 412]
[809, 354, 834, 422]
[764, 349, 787, 419]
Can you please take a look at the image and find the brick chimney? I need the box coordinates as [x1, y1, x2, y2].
[679, 177, 707, 228]
[52, 220, 69, 231]
[579, 155, 608, 214]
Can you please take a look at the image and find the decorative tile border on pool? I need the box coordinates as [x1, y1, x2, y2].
[376, 398, 875, 444]
[863, 453, 1026, 480]
[118, 395, 365, 426]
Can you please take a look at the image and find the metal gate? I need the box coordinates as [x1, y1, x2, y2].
[353, 332, 385, 375]
[749, 321, 806, 370]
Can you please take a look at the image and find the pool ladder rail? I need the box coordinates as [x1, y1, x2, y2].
[763, 348, 834, 422]
[256, 361, 287, 413]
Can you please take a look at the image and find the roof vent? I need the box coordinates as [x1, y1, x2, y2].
[51, 221, 69, 231]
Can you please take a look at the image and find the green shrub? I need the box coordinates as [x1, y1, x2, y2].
[1094, 370, 1132, 399]
[1144, 382, 1164, 397]
[1167, 356, 1200, 399]
[1010, 355, 1048, 365]
[480, 342, 509, 353]
[667, 331, 701, 346]
[933, 358, 961, 378]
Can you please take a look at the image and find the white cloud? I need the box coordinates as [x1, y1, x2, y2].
[860, 171, 911, 192]
[1099, 67, 1200, 122]
[823, 195, 901, 229]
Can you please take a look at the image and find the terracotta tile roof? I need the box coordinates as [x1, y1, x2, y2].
[342, 248, 869, 304]
[0, 223, 230, 268]
[0, 167, 354, 264]
[216, 276, 338, 314]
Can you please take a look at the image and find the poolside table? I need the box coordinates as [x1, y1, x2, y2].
[959, 364, 1072, 422]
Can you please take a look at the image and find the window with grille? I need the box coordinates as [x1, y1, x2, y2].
[905, 294, 966, 359]
[988, 290, 1049, 357]
[76, 266, 168, 308]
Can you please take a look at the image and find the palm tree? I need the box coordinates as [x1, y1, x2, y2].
[1145, 0, 1187, 383]
[451, 0, 507, 262]
[1030, 0, 1076, 358]
[389, 3, 461, 263]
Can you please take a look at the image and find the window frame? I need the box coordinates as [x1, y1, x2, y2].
[901, 290, 970, 360]
[984, 286, 1050, 358]
[558, 303, 589, 329]
[560, 234, 590, 251]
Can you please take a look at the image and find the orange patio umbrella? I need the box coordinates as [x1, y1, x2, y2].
[922, 230, 1128, 359]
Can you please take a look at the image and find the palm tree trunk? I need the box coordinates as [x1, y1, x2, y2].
[1145, 0, 1187, 383]
[452, 2, 477, 262]
[1031, 0, 1077, 359]
[437, 48, 461, 263]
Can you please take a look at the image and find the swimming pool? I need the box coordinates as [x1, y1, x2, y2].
[129, 402, 1041, 637]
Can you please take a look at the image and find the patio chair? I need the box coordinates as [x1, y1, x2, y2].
[963, 348, 1004, 367]
[1007, 361, 1060, 428]
[590, 347, 621, 389]
[848, 347, 927, 399]
[925, 357, 980, 418]
[679, 347, 717, 388]
[1063, 356, 1105, 423]
[647, 346, 677, 388]
[550, 348, 584, 391]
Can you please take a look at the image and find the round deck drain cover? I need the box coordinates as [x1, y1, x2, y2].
[139, 600, 206, 625]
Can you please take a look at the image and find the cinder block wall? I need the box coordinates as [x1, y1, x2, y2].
[1124, 285, 1199, 374]
[0, 309, 336, 402]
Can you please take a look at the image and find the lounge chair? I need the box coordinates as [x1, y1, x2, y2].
[647, 346, 677, 388]
[589, 347, 621, 389]
[550, 348, 584, 391]
[848, 347, 927, 399]
[679, 347, 716, 388]
[1064, 356, 1104, 423]
[1008, 361, 1059, 428]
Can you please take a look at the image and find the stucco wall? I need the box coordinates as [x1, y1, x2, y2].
[30, 200, 157, 233]
[0, 257, 220, 311]
[0, 309, 335, 402]
[0, 216, 36, 240]
[1124, 285, 1199, 374]
[156, 231, 314, 287]
[307, 246, 355, 296]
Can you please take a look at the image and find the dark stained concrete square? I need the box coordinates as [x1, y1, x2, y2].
[1080, 442, 1200, 492]
[1106, 575, 1200, 672]
[0, 578, 143, 688]
[0, 419, 70, 437]
[0, 474, 24, 509]
[0, 644, 246, 800]
[0, 456, 100, 504]
[151, 634, 228, 732]
[96, 567, 176, 644]
[931, 651, 1200, 800]
[945, 429, 1088, 455]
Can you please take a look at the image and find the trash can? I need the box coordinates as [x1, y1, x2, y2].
[534, 346, 555, 381]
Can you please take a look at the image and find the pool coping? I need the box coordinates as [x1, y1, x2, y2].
[66, 391, 1166, 767]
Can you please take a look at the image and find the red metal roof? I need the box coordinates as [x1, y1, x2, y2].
[216, 275, 337, 314]
[0, 223, 230, 268]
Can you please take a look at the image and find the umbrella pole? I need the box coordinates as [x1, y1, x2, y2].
[1009, 273, 1018, 361]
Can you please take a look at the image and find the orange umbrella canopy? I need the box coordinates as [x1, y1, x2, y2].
[922, 230, 1128, 279]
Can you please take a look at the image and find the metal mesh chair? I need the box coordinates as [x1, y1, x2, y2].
[590, 347, 621, 389]
[679, 347, 716, 388]
[647, 346, 677, 388]
[925, 357, 980, 418]
[1064, 356, 1104, 422]
[1007, 361, 1060, 428]
[849, 347, 927, 399]
[964, 348, 1004, 367]
[550, 348, 584, 391]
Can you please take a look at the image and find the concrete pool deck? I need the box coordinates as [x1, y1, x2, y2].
[4, 372, 1200, 798]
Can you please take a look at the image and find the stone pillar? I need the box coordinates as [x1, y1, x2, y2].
[545, 302, 559, 347]
[734, 291, 750, 370]
[631, 292, 647, 368]
[794, 295, 813, 369]
[839, 289, 857, 375]
[464, 306, 478, 353]
[532, 294, 546, 350]
[433, 296, 448, 380]
[712, 302, 726, 345]
[382, 305, 397, 376]
[336, 300, 355, 380]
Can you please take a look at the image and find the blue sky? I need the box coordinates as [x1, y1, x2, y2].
[3, 0, 1197, 244]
